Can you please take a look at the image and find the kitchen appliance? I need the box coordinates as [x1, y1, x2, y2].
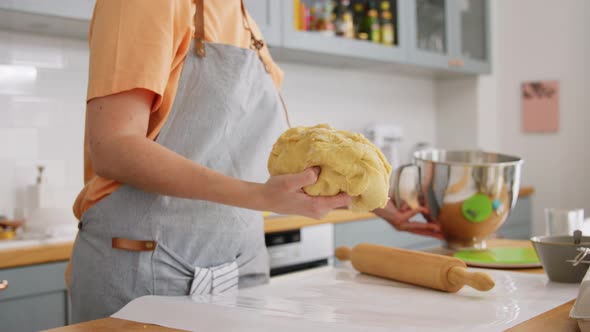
[393, 150, 523, 249]
[265, 223, 333, 276]
[19, 165, 78, 239]
[336, 243, 494, 292]
[363, 124, 403, 172]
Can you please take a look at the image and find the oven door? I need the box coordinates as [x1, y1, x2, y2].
[265, 223, 334, 277]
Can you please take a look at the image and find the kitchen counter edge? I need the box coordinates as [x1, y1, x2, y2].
[0, 186, 535, 269]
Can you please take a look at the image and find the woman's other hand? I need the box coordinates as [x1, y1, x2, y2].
[261, 167, 351, 220]
[373, 199, 444, 239]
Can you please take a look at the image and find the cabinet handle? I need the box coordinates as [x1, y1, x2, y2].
[448, 59, 465, 67]
[0, 280, 7, 291]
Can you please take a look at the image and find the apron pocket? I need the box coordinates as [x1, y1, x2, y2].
[152, 242, 241, 296]
[152, 243, 195, 295]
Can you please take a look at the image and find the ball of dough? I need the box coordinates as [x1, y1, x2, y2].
[268, 124, 392, 212]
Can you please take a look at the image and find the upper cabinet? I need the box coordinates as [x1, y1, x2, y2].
[0, 0, 490, 74]
[0, 0, 95, 20]
[0, 0, 94, 39]
[281, 0, 408, 63]
[453, 0, 490, 73]
[245, 0, 491, 75]
[243, 0, 282, 47]
[407, 0, 491, 73]
[407, 0, 453, 69]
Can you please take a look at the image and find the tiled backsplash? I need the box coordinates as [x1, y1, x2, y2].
[0, 30, 87, 218]
[0, 29, 437, 219]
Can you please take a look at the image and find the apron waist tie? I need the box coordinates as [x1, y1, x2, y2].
[190, 261, 239, 296]
[112, 237, 239, 296]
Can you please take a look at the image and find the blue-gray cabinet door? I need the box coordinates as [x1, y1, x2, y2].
[407, 0, 455, 69]
[449, 0, 491, 74]
[334, 218, 443, 253]
[244, 0, 282, 47]
[281, 0, 409, 63]
[0, 262, 70, 332]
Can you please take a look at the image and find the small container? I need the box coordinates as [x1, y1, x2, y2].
[545, 208, 585, 236]
[531, 235, 590, 283]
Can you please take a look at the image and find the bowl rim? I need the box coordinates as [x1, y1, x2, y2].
[413, 149, 524, 167]
[530, 235, 590, 246]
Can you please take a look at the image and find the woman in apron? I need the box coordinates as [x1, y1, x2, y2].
[70, 0, 440, 323]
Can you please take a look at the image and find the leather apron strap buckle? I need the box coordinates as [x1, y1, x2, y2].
[193, 0, 206, 58]
[112, 237, 157, 252]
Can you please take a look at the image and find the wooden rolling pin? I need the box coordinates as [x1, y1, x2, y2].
[335, 243, 495, 292]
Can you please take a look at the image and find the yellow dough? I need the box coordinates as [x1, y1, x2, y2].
[268, 124, 392, 212]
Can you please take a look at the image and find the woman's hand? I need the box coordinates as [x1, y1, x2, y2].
[373, 199, 444, 239]
[260, 167, 351, 220]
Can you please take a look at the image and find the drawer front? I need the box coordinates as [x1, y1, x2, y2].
[334, 218, 443, 252]
[496, 224, 532, 240]
[503, 197, 532, 227]
[0, 261, 68, 301]
[0, 291, 68, 332]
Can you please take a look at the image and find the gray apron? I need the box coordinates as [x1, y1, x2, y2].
[70, 0, 288, 323]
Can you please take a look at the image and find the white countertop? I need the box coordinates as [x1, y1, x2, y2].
[113, 265, 578, 331]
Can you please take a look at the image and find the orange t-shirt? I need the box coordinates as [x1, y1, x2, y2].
[73, 0, 283, 220]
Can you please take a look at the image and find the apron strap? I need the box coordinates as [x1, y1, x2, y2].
[279, 92, 292, 128]
[240, 1, 271, 73]
[192, 0, 291, 127]
[112, 237, 157, 251]
[193, 0, 206, 57]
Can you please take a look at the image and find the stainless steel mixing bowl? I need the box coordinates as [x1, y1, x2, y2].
[393, 150, 523, 249]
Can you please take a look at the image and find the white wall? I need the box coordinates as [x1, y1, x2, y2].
[279, 62, 437, 163]
[434, 77, 478, 150]
[487, 0, 590, 235]
[0, 30, 87, 219]
[0, 30, 438, 219]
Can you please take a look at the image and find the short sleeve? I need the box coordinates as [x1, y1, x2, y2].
[87, 0, 175, 111]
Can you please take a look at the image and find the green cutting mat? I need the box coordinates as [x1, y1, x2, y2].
[453, 247, 541, 268]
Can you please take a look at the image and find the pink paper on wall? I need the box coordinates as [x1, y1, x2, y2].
[521, 80, 559, 133]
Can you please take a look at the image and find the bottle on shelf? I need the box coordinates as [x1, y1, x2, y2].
[352, 1, 366, 38]
[359, 0, 380, 42]
[334, 0, 354, 38]
[309, 3, 319, 31]
[380, 1, 395, 45]
[294, 0, 301, 30]
[303, 4, 311, 31]
[313, 1, 335, 36]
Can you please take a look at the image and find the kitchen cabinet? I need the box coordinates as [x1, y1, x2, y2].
[0, 0, 93, 39]
[244, 0, 282, 47]
[334, 217, 443, 251]
[407, 0, 454, 70]
[407, 0, 491, 73]
[453, 0, 491, 73]
[0, 261, 70, 332]
[334, 196, 532, 251]
[280, 0, 409, 63]
[0, 0, 94, 20]
[276, 0, 490, 74]
[496, 196, 533, 240]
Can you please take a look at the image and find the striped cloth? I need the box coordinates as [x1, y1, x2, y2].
[190, 261, 239, 296]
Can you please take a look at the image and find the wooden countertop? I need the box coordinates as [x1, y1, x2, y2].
[0, 186, 535, 269]
[265, 185, 534, 234]
[0, 210, 375, 270]
[264, 210, 375, 233]
[0, 242, 73, 269]
[43, 238, 577, 332]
